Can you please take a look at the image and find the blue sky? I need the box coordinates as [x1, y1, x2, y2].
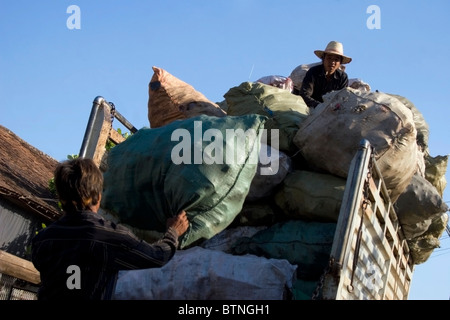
[1, 0, 449, 300]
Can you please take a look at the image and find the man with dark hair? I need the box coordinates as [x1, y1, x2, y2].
[295, 41, 352, 108]
[31, 157, 189, 300]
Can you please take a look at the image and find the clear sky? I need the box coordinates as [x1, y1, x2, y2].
[1, 0, 449, 300]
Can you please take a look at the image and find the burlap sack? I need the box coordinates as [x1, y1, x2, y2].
[293, 88, 418, 202]
[387, 93, 429, 151]
[147, 66, 226, 128]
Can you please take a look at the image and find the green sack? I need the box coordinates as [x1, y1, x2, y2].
[224, 81, 309, 154]
[274, 170, 346, 222]
[232, 219, 336, 280]
[101, 114, 267, 248]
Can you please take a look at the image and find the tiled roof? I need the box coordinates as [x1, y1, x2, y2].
[0, 125, 61, 222]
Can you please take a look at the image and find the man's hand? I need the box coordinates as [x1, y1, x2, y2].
[166, 210, 189, 237]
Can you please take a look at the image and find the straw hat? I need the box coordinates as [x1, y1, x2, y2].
[314, 41, 352, 64]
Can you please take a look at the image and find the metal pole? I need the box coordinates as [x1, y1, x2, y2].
[79, 96, 105, 158]
[112, 107, 138, 134]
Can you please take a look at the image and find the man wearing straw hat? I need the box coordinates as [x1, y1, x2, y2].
[296, 41, 352, 108]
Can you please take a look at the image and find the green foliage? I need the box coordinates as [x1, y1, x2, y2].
[48, 177, 63, 211]
[25, 223, 47, 257]
[36, 223, 47, 234]
[106, 128, 131, 151]
[48, 176, 56, 197]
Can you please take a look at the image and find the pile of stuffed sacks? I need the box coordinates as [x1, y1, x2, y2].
[99, 64, 448, 300]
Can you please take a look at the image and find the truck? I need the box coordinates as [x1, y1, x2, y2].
[80, 96, 414, 300]
[0, 95, 415, 300]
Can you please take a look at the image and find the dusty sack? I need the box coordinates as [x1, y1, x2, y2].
[293, 87, 418, 202]
[387, 93, 429, 151]
[393, 173, 449, 240]
[424, 154, 448, 197]
[147, 66, 226, 128]
[406, 212, 449, 264]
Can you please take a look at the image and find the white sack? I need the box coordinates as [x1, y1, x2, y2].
[113, 246, 297, 300]
[293, 87, 418, 202]
[246, 143, 292, 201]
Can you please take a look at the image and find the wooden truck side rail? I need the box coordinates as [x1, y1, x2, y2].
[321, 139, 414, 300]
[79, 96, 137, 169]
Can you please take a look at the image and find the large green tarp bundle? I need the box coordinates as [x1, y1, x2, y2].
[101, 114, 267, 248]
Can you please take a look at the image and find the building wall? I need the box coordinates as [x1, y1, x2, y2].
[0, 197, 44, 261]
